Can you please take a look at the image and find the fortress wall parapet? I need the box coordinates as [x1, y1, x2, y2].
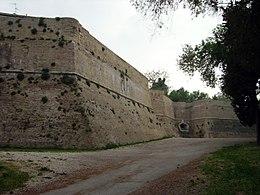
[0, 13, 151, 106]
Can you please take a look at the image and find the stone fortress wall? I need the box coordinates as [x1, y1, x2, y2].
[0, 13, 255, 149]
[150, 90, 255, 138]
[0, 13, 173, 148]
[0, 13, 150, 106]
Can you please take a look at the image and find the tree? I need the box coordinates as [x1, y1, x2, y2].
[177, 1, 260, 144]
[168, 87, 209, 102]
[132, 0, 260, 144]
[145, 69, 169, 88]
[212, 92, 229, 101]
[131, 0, 224, 27]
[151, 78, 169, 95]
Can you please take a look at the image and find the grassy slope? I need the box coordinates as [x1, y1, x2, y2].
[0, 161, 30, 194]
[201, 142, 260, 195]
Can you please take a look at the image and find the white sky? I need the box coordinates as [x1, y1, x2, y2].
[0, 0, 222, 96]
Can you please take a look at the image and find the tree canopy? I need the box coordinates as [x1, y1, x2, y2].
[131, 0, 224, 26]
[178, 0, 260, 127]
[132, 0, 260, 144]
[168, 87, 209, 102]
[151, 77, 169, 94]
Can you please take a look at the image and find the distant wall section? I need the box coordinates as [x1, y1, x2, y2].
[150, 90, 255, 138]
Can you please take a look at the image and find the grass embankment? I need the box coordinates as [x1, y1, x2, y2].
[201, 142, 260, 194]
[0, 161, 30, 194]
[0, 136, 174, 153]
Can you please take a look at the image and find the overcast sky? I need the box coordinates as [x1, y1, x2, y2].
[0, 0, 222, 96]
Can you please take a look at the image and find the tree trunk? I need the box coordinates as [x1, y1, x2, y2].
[256, 105, 260, 145]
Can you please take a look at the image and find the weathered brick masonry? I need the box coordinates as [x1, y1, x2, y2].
[0, 13, 255, 148]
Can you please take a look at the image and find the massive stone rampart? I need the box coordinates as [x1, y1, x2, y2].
[0, 13, 255, 149]
[0, 13, 175, 148]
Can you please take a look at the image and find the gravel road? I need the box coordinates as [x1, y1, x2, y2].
[35, 137, 253, 195]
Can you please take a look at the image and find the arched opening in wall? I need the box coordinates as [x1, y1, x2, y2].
[178, 120, 190, 133]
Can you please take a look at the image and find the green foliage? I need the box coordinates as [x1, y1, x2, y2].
[178, 1, 260, 131]
[38, 17, 47, 27]
[31, 28, 37, 35]
[41, 96, 48, 104]
[201, 143, 260, 194]
[221, 1, 260, 128]
[86, 79, 91, 87]
[131, 0, 220, 27]
[61, 75, 75, 85]
[17, 72, 25, 81]
[178, 26, 225, 88]
[58, 35, 65, 48]
[0, 161, 30, 194]
[15, 19, 21, 23]
[0, 136, 175, 152]
[7, 21, 13, 25]
[41, 68, 50, 80]
[145, 69, 169, 88]
[212, 92, 229, 101]
[55, 17, 61, 21]
[104, 143, 119, 149]
[168, 87, 209, 102]
[151, 78, 169, 95]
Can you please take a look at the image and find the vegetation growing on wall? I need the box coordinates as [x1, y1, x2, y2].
[31, 28, 37, 35]
[41, 69, 50, 80]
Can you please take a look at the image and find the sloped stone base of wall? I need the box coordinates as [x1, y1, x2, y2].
[189, 119, 256, 138]
[0, 73, 174, 149]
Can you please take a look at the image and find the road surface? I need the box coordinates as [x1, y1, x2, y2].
[42, 137, 253, 195]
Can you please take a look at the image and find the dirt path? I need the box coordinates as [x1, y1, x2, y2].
[40, 138, 253, 195]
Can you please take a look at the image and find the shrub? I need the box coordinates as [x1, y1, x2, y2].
[38, 17, 47, 27]
[41, 69, 50, 80]
[31, 28, 37, 35]
[7, 21, 13, 25]
[55, 17, 61, 21]
[61, 75, 75, 85]
[86, 80, 91, 87]
[58, 35, 65, 48]
[17, 72, 25, 81]
[41, 96, 48, 104]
